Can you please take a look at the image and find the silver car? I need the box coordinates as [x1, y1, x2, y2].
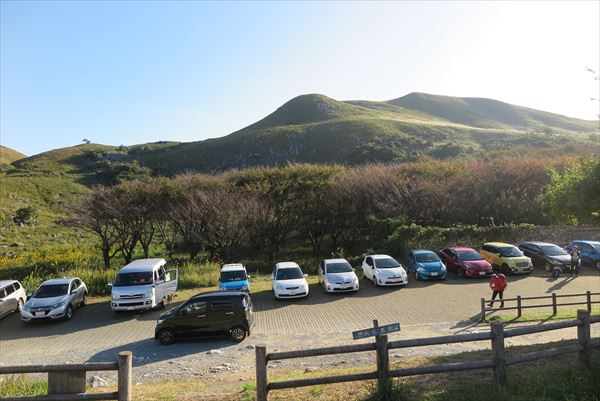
[0, 280, 27, 319]
[21, 277, 88, 322]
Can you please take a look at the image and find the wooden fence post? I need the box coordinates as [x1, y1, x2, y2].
[117, 351, 132, 401]
[376, 334, 389, 389]
[586, 291, 592, 313]
[480, 298, 486, 321]
[256, 344, 268, 401]
[552, 293, 557, 315]
[516, 296, 522, 318]
[491, 322, 506, 385]
[577, 309, 591, 369]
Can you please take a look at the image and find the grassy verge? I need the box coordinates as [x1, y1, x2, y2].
[486, 307, 600, 323]
[0, 375, 47, 397]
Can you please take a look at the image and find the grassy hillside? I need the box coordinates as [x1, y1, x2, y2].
[0, 145, 26, 165]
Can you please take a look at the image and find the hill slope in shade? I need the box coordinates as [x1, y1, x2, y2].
[0, 145, 26, 164]
[9, 93, 600, 176]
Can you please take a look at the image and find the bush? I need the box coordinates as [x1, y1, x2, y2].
[12, 207, 37, 225]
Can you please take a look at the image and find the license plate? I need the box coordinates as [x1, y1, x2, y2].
[35, 312, 45, 317]
[431, 272, 438, 276]
[127, 306, 135, 311]
[479, 272, 486, 276]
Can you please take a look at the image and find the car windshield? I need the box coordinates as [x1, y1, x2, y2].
[541, 245, 567, 256]
[498, 247, 523, 257]
[220, 270, 247, 282]
[114, 272, 153, 286]
[414, 253, 440, 263]
[457, 250, 484, 261]
[375, 258, 401, 268]
[276, 268, 304, 280]
[587, 242, 600, 251]
[326, 262, 353, 273]
[33, 284, 69, 298]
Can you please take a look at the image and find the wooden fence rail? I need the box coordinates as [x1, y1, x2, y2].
[0, 352, 132, 401]
[480, 290, 600, 321]
[256, 310, 599, 401]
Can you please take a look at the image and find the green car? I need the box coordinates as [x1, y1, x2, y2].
[480, 242, 533, 274]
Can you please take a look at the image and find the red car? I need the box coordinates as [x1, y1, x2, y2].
[438, 247, 493, 278]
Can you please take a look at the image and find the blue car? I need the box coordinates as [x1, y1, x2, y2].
[406, 250, 447, 280]
[566, 241, 600, 270]
[218, 263, 250, 292]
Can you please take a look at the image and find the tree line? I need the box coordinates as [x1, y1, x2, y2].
[72, 156, 599, 268]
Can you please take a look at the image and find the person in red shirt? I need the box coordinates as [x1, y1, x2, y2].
[489, 273, 508, 308]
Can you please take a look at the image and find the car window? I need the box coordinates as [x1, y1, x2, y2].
[366, 257, 373, 266]
[325, 262, 353, 273]
[0, 288, 6, 298]
[13, 282, 21, 290]
[159, 266, 166, 279]
[275, 268, 304, 280]
[181, 300, 206, 315]
[375, 257, 401, 268]
[211, 301, 234, 312]
[71, 281, 79, 291]
[457, 250, 484, 261]
[414, 253, 440, 263]
[482, 245, 490, 252]
[34, 284, 69, 298]
[5, 284, 15, 296]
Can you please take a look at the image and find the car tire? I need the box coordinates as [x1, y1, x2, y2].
[544, 262, 552, 272]
[415, 271, 420, 281]
[230, 326, 247, 342]
[373, 276, 378, 287]
[501, 264, 510, 275]
[595, 260, 600, 270]
[80, 294, 87, 307]
[65, 305, 73, 320]
[17, 298, 24, 312]
[457, 268, 464, 279]
[158, 328, 175, 345]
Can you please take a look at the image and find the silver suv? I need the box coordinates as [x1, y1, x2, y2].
[0, 280, 27, 319]
[21, 277, 88, 322]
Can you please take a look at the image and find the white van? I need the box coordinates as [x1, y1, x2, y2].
[109, 259, 178, 311]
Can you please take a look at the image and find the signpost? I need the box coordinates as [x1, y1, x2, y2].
[352, 320, 400, 340]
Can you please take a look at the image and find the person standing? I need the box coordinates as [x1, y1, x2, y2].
[489, 273, 508, 308]
[570, 245, 580, 277]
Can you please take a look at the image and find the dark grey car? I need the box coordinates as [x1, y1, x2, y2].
[518, 242, 571, 272]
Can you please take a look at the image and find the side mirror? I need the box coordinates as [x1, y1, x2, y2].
[107, 282, 113, 287]
[303, 274, 308, 278]
[71, 289, 78, 295]
[27, 292, 32, 299]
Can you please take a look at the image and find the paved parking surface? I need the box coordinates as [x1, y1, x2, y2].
[0, 270, 598, 368]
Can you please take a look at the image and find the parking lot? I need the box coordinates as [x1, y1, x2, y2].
[1, 270, 598, 372]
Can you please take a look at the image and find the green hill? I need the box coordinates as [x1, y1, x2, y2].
[0, 145, 26, 165]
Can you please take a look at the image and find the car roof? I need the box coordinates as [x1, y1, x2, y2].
[484, 242, 515, 247]
[411, 249, 435, 254]
[221, 263, 246, 272]
[119, 258, 166, 273]
[0, 280, 18, 288]
[275, 262, 300, 269]
[191, 290, 246, 300]
[520, 241, 557, 247]
[572, 240, 600, 245]
[41, 277, 76, 285]
[368, 254, 394, 259]
[323, 258, 348, 264]
[448, 247, 476, 252]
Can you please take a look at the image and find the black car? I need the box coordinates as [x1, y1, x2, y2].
[518, 242, 571, 272]
[155, 291, 254, 345]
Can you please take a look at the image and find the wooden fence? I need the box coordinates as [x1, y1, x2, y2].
[480, 290, 600, 321]
[0, 352, 132, 401]
[255, 310, 599, 401]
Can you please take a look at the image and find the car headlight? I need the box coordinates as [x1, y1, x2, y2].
[417, 267, 425, 273]
[241, 284, 249, 291]
[157, 319, 164, 324]
[507, 258, 514, 264]
[112, 294, 120, 300]
[144, 291, 153, 298]
[22, 305, 30, 312]
[50, 301, 67, 310]
[276, 284, 284, 291]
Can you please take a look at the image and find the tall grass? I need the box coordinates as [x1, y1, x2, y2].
[0, 376, 47, 397]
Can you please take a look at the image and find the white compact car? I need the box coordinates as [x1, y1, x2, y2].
[271, 262, 309, 299]
[318, 258, 359, 293]
[361, 254, 408, 287]
[109, 259, 178, 312]
[0, 280, 27, 319]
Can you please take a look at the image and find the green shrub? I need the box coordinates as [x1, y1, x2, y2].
[0, 375, 47, 397]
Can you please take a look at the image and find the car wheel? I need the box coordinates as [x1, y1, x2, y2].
[230, 326, 247, 342]
[415, 271, 420, 281]
[80, 294, 87, 307]
[595, 260, 600, 270]
[65, 305, 73, 320]
[457, 268, 464, 278]
[544, 262, 552, 272]
[158, 328, 175, 345]
[373, 276, 378, 287]
[501, 264, 510, 275]
[17, 299, 24, 312]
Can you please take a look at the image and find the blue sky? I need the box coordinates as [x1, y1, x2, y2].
[1, 1, 599, 156]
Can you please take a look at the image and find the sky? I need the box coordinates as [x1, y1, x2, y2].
[1, 1, 599, 156]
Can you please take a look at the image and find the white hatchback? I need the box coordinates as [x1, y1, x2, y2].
[361, 254, 408, 287]
[318, 258, 359, 293]
[271, 262, 309, 299]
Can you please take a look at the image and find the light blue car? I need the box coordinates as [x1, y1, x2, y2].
[566, 241, 600, 270]
[218, 263, 250, 292]
[406, 250, 447, 281]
